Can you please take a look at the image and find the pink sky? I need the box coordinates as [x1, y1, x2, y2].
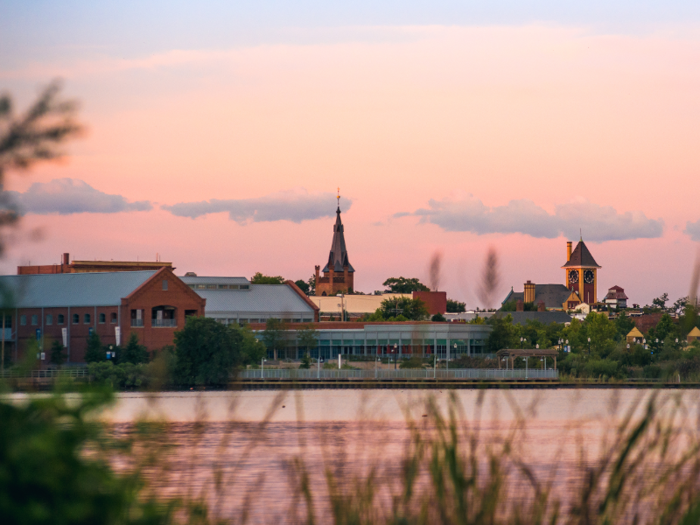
[2, 25, 699, 306]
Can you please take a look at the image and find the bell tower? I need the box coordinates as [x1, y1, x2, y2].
[314, 190, 355, 296]
[561, 237, 601, 304]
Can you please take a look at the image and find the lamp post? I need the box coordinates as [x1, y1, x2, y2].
[587, 337, 591, 356]
[375, 357, 379, 379]
[520, 337, 524, 349]
[393, 343, 398, 370]
[261, 358, 266, 379]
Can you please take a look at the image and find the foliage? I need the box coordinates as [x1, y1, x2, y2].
[172, 316, 264, 386]
[431, 313, 446, 322]
[399, 356, 427, 369]
[501, 300, 536, 311]
[297, 325, 319, 353]
[262, 318, 286, 354]
[382, 277, 429, 293]
[446, 299, 466, 313]
[294, 279, 310, 295]
[299, 353, 312, 369]
[468, 315, 486, 325]
[250, 272, 284, 284]
[378, 297, 429, 321]
[0, 389, 176, 524]
[88, 361, 152, 390]
[49, 339, 65, 366]
[614, 311, 636, 341]
[83, 332, 104, 363]
[651, 292, 669, 310]
[486, 314, 516, 352]
[121, 332, 149, 364]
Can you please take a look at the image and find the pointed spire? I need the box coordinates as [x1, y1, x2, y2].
[322, 193, 354, 273]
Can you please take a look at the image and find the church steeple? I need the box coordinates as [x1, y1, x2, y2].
[314, 191, 355, 296]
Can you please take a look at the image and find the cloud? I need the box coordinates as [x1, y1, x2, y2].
[400, 195, 663, 242]
[685, 219, 700, 241]
[8, 178, 152, 215]
[162, 189, 351, 224]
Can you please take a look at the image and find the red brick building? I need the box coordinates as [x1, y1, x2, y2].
[17, 252, 173, 275]
[0, 267, 204, 365]
[315, 198, 355, 296]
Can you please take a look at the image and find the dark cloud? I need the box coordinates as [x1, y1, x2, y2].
[8, 178, 152, 215]
[685, 219, 700, 241]
[162, 189, 350, 224]
[399, 195, 663, 242]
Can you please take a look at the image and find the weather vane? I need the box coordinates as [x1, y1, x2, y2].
[337, 187, 340, 207]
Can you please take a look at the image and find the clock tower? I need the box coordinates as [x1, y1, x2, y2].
[561, 238, 601, 304]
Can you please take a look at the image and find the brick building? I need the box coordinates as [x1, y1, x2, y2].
[17, 252, 172, 275]
[0, 267, 204, 365]
[315, 197, 355, 296]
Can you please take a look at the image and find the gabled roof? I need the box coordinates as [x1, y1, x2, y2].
[0, 271, 158, 308]
[688, 327, 700, 337]
[562, 240, 601, 268]
[322, 206, 354, 273]
[627, 327, 644, 338]
[502, 284, 572, 309]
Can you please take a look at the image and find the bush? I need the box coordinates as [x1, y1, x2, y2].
[399, 356, 427, 369]
[88, 361, 151, 390]
[584, 359, 621, 380]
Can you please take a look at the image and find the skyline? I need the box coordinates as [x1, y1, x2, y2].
[1, 2, 699, 306]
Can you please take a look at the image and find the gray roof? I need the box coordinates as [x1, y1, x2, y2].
[188, 282, 315, 317]
[496, 311, 572, 325]
[502, 284, 572, 309]
[0, 271, 157, 308]
[181, 276, 250, 286]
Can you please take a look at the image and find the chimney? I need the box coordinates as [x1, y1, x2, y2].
[62, 253, 70, 265]
[567, 242, 572, 262]
[524, 280, 535, 304]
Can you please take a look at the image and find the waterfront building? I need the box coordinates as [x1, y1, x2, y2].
[17, 252, 172, 275]
[182, 275, 319, 324]
[0, 268, 205, 364]
[562, 238, 601, 305]
[604, 286, 629, 309]
[247, 321, 491, 360]
[311, 291, 447, 320]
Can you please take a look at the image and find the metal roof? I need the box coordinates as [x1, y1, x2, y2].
[188, 282, 315, 316]
[502, 284, 572, 309]
[181, 276, 250, 286]
[0, 271, 157, 308]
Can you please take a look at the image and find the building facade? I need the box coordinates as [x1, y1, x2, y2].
[182, 276, 319, 324]
[18, 252, 173, 275]
[0, 268, 204, 365]
[562, 239, 601, 304]
[248, 321, 492, 360]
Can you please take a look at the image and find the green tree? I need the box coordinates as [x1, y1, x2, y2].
[382, 277, 430, 293]
[83, 332, 104, 363]
[300, 353, 312, 369]
[0, 390, 176, 524]
[262, 318, 286, 358]
[446, 299, 466, 313]
[121, 333, 148, 364]
[297, 325, 319, 357]
[173, 316, 264, 386]
[295, 279, 310, 295]
[647, 313, 677, 352]
[49, 339, 66, 366]
[250, 272, 285, 284]
[379, 297, 429, 321]
[651, 292, 669, 310]
[487, 315, 516, 352]
[584, 312, 617, 357]
[431, 313, 446, 322]
[615, 311, 636, 341]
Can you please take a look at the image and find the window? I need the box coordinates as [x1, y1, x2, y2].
[196, 284, 206, 289]
[99, 313, 106, 324]
[58, 314, 65, 325]
[230, 285, 240, 290]
[188, 284, 195, 289]
[110, 312, 117, 324]
[240, 285, 249, 290]
[46, 314, 53, 326]
[72, 314, 79, 324]
[20, 315, 26, 326]
[206, 284, 216, 289]
[162, 279, 168, 291]
[218, 284, 228, 289]
[31, 315, 38, 326]
[84, 313, 91, 324]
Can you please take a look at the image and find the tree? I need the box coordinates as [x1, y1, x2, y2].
[382, 277, 429, 294]
[446, 299, 466, 313]
[300, 353, 312, 369]
[83, 332, 104, 363]
[295, 279, 310, 295]
[173, 316, 264, 386]
[672, 296, 689, 316]
[262, 318, 286, 358]
[121, 333, 148, 364]
[431, 313, 446, 322]
[250, 272, 284, 284]
[378, 297, 429, 321]
[651, 293, 669, 310]
[486, 314, 516, 352]
[49, 339, 66, 366]
[297, 325, 319, 356]
[615, 312, 636, 341]
[584, 312, 617, 357]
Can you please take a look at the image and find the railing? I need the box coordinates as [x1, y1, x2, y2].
[238, 368, 559, 380]
[131, 319, 144, 327]
[0, 368, 89, 379]
[152, 319, 177, 328]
